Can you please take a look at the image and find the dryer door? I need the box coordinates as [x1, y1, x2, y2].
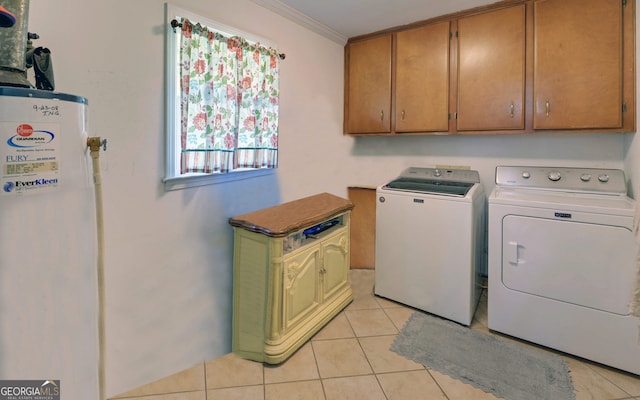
[502, 215, 636, 315]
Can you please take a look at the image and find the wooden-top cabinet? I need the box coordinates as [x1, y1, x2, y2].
[344, 0, 635, 135]
[533, 0, 625, 129]
[229, 193, 354, 364]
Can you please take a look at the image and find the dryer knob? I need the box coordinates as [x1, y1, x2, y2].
[522, 171, 531, 179]
[580, 174, 592, 182]
[598, 174, 610, 183]
[548, 171, 562, 181]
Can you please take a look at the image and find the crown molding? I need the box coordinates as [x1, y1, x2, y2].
[251, 0, 348, 45]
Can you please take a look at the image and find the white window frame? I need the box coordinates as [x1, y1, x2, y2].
[163, 3, 278, 191]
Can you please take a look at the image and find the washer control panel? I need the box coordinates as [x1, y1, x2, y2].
[495, 166, 627, 194]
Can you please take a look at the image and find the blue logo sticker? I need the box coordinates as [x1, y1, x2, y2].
[7, 130, 55, 149]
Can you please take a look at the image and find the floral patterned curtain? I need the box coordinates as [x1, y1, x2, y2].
[232, 38, 280, 169]
[179, 18, 279, 174]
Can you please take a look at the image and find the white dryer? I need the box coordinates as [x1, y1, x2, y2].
[488, 166, 640, 375]
[375, 167, 485, 326]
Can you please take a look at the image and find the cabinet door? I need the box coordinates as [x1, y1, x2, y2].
[457, 5, 525, 131]
[533, 0, 622, 129]
[346, 35, 392, 133]
[283, 245, 321, 331]
[347, 187, 376, 269]
[321, 229, 350, 301]
[396, 21, 450, 132]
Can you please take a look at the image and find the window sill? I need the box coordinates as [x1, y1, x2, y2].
[163, 168, 276, 191]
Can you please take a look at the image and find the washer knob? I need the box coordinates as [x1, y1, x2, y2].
[598, 174, 610, 183]
[433, 169, 442, 177]
[548, 171, 562, 181]
[522, 171, 531, 179]
[580, 174, 592, 182]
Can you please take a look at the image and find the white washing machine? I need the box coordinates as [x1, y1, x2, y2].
[375, 167, 485, 326]
[488, 166, 640, 375]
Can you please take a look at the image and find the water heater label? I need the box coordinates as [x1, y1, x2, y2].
[1, 122, 60, 196]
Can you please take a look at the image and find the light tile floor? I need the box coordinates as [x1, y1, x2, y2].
[111, 270, 640, 400]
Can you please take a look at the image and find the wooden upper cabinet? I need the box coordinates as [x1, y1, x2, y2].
[533, 0, 623, 129]
[346, 35, 392, 134]
[344, 0, 634, 135]
[396, 22, 450, 132]
[457, 5, 526, 131]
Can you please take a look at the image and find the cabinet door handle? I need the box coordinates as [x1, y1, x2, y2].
[545, 99, 550, 117]
[380, 110, 384, 121]
[401, 109, 406, 120]
[510, 102, 514, 118]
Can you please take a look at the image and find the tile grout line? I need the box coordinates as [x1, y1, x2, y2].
[376, 290, 453, 400]
[425, 368, 451, 400]
[378, 302, 452, 400]
[261, 357, 266, 400]
[203, 361, 208, 400]
[354, 334, 388, 399]
[321, 296, 390, 399]
[582, 361, 636, 398]
[309, 339, 328, 399]
[349, 295, 392, 400]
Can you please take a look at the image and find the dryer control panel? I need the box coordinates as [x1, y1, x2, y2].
[495, 166, 627, 194]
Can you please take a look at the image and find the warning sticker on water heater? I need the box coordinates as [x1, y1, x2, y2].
[1, 122, 60, 195]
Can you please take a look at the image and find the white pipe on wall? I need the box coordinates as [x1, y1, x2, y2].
[88, 136, 107, 400]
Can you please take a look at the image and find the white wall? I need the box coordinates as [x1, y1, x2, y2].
[26, 0, 633, 397]
[26, 0, 313, 396]
[623, 4, 640, 197]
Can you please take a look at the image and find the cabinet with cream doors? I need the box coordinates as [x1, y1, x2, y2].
[281, 225, 350, 333]
[533, 0, 630, 130]
[229, 193, 353, 364]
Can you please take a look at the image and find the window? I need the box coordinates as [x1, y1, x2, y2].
[164, 4, 281, 191]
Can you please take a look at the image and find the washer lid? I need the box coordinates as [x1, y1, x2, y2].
[381, 167, 480, 196]
[384, 177, 475, 196]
